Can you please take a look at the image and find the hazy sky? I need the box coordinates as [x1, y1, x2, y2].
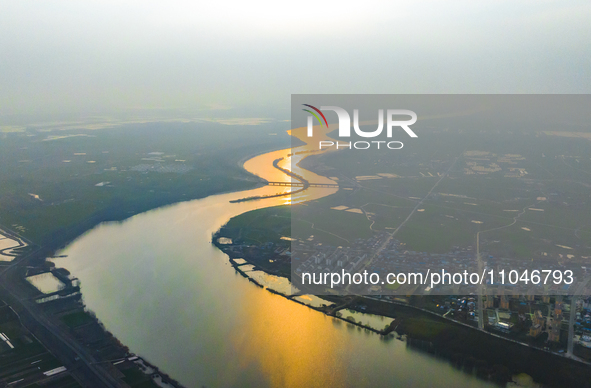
[1, 1, 590, 124]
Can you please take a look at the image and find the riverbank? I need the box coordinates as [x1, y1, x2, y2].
[212, 227, 591, 388]
[223, 253, 391, 336]
[210, 138, 591, 386]
[45, 139, 508, 387]
[0, 138, 293, 387]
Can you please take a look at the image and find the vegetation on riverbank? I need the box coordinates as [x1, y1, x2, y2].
[0, 121, 290, 387]
[214, 212, 591, 388]
[0, 122, 288, 252]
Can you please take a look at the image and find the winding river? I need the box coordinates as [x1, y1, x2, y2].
[54, 129, 496, 387]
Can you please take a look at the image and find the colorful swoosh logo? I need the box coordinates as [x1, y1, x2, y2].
[302, 104, 328, 128]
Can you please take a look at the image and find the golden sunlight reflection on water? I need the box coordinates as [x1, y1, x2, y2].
[53, 125, 496, 388]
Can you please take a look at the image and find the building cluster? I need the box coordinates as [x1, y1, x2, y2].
[291, 232, 479, 294]
[290, 232, 586, 295]
[222, 231, 591, 356]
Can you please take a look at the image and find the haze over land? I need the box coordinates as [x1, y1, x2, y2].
[1, 0, 591, 127]
[1, 2, 591, 388]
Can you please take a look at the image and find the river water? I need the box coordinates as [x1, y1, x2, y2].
[54, 129, 496, 387]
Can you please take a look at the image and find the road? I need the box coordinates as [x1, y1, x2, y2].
[352, 155, 461, 287]
[476, 232, 485, 330]
[0, 250, 124, 388]
[474, 198, 543, 331]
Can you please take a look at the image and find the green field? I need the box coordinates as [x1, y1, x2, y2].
[291, 129, 591, 260]
[0, 121, 288, 249]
